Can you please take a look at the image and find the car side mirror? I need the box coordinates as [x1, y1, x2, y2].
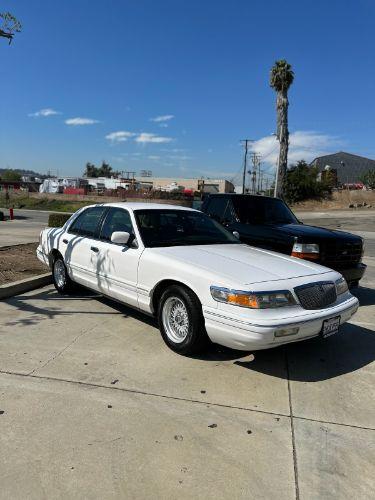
[233, 231, 240, 239]
[111, 231, 130, 245]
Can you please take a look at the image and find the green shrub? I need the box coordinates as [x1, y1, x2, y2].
[48, 212, 72, 227]
[284, 160, 332, 203]
[360, 169, 375, 189]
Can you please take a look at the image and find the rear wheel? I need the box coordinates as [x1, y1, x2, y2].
[52, 256, 75, 294]
[158, 284, 209, 355]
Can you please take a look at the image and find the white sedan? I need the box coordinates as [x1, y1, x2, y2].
[37, 202, 359, 355]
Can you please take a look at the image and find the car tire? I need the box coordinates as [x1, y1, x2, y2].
[52, 255, 75, 294]
[158, 284, 209, 355]
[349, 280, 359, 289]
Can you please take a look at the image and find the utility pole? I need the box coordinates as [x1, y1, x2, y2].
[257, 160, 262, 193]
[250, 152, 261, 194]
[240, 140, 253, 194]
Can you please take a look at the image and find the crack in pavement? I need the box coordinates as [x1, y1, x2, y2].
[1, 369, 374, 432]
[27, 318, 112, 376]
[286, 350, 300, 500]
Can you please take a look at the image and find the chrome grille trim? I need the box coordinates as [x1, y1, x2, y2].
[294, 281, 337, 310]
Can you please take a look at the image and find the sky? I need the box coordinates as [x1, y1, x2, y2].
[1, 0, 374, 186]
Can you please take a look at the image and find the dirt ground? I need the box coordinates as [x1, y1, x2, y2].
[0, 243, 49, 286]
[291, 189, 375, 210]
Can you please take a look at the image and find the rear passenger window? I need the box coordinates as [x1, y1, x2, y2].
[68, 207, 105, 238]
[100, 208, 134, 242]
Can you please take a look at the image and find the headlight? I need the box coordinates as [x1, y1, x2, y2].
[335, 277, 348, 295]
[361, 238, 365, 259]
[210, 286, 297, 309]
[291, 242, 319, 260]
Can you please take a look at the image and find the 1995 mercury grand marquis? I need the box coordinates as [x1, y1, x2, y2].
[37, 203, 359, 355]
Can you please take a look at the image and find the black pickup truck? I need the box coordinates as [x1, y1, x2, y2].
[201, 194, 366, 288]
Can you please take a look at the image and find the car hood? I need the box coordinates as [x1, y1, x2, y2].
[274, 223, 361, 242]
[151, 243, 331, 285]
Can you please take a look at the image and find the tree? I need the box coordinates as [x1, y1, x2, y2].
[98, 161, 113, 177]
[270, 59, 294, 198]
[83, 161, 120, 178]
[0, 12, 21, 44]
[284, 160, 332, 203]
[360, 169, 375, 189]
[84, 162, 98, 178]
[1, 169, 22, 181]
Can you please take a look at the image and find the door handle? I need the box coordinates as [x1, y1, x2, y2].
[90, 246, 99, 253]
[62, 239, 68, 244]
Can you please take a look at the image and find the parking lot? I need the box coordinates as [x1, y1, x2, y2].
[1, 211, 374, 499]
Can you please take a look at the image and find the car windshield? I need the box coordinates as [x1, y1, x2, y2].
[135, 209, 240, 248]
[232, 196, 298, 225]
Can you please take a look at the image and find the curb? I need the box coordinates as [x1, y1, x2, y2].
[0, 273, 52, 300]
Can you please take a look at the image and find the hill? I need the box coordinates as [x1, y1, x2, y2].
[0, 168, 47, 178]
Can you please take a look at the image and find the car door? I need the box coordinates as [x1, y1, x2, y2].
[62, 206, 107, 289]
[94, 207, 143, 308]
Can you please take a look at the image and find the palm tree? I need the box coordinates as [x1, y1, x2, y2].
[270, 60, 294, 197]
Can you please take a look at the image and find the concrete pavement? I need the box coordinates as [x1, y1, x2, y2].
[1, 253, 374, 499]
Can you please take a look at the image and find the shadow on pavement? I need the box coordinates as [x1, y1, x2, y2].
[4, 288, 127, 327]
[13, 215, 30, 220]
[236, 323, 375, 382]
[351, 286, 375, 306]
[5, 286, 375, 381]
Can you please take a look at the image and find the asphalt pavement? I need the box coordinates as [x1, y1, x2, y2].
[0, 208, 50, 247]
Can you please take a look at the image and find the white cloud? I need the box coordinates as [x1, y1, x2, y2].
[150, 114, 174, 123]
[250, 131, 342, 168]
[65, 117, 100, 126]
[135, 133, 173, 144]
[148, 155, 161, 160]
[167, 155, 191, 161]
[105, 131, 136, 143]
[159, 123, 169, 128]
[28, 108, 61, 117]
[161, 148, 188, 153]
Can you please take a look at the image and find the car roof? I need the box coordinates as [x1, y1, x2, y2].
[87, 202, 198, 212]
[208, 193, 278, 200]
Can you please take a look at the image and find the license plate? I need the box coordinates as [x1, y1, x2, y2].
[321, 316, 341, 338]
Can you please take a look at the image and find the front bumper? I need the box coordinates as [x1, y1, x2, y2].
[203, 295, 359, 351]
[338, 263, 366, 287]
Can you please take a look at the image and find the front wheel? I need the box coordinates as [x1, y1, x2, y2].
[52, 256, 75, 294]
[158, 285, 209, 355]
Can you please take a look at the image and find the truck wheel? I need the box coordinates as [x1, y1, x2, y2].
[349, 280, 359, 289]
[158, 284, 209, 355]
[52, 256, 75, 294]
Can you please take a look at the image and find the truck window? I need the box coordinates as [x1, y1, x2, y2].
[206, 198, 228, 222]
[232, 197, 297, 225]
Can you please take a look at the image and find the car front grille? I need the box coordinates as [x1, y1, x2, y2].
[294, 281, 337, 310]
[321, 241, 362, 268]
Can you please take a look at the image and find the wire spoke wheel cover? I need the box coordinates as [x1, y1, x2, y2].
[162, 296, 190, 343]
[54, 259, 66, 288]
